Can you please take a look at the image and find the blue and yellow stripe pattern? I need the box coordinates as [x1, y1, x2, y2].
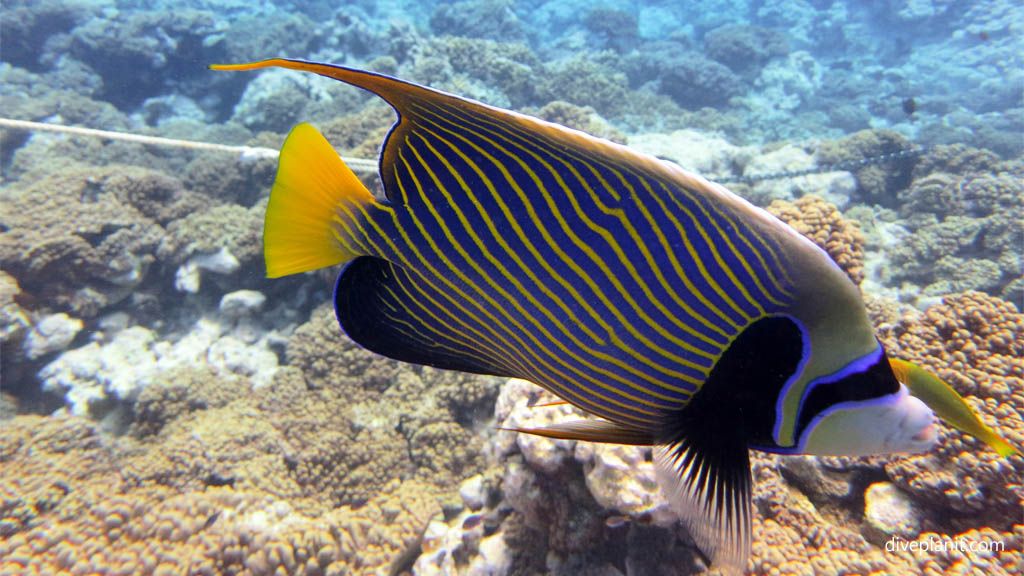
[211, 58, 1018, 575]
[213, 59, 820, 431]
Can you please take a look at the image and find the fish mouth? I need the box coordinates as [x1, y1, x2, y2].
[911, 421, 938, 445]
[900, 391, 938, 452]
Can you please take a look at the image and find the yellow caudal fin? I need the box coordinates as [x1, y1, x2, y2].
[891, 358, 1020, 457]
[262, 122, 375, 278]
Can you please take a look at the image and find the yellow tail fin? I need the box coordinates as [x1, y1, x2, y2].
[263, 123, 373, 278]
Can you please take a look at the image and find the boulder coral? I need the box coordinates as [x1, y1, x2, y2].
[535, 55, 632, 118]
[429, 0, 523, 42]
[703, 24, 789, 75]
[0, 165, 168, 316]
[0, 308, 498, 575]
[890, 165, 1023, 300]
[875, 291, 1023, 523]
[767, 195, 867, 286]
[817, 129, 917, 205]
[656, 51, 747, 110]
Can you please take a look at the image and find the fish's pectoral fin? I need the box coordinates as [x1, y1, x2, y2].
[502, 419, 655, 445]
[890, 358, 1020, 457]
[654, 410, 752, 575]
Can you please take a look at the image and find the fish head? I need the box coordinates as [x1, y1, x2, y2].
[800, 384, 938, 457]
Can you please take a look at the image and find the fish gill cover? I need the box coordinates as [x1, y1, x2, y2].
[0, 1, 1021, 575]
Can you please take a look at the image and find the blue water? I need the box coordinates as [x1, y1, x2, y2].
[0, 1, 1020, 575]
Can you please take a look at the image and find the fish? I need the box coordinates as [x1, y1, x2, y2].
[211, 59, 1019, 574]
[902, 97, 917, 116]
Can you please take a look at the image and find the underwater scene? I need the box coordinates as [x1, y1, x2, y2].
[0, 0, 1021, 574]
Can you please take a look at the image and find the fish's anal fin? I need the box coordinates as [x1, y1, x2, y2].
[655, 419, 752, 576]
[502, 419, 655, 445]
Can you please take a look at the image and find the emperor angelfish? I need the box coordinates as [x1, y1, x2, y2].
[213, 59, 1019, 573]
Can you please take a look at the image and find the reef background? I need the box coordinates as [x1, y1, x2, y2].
[1, 1, 1021, 575]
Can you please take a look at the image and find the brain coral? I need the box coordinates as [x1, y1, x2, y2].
[767, 195, 866, 286]
[875, 291, 1023, 524]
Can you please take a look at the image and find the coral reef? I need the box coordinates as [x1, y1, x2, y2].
[157, 203, 263, 289]
[875, 291, 1023, 524]
[1, 300, 501, 574]
[431, 36, 542, 108]
[1, 1, 1021, 574]
[704, 24, 789, 75]
[68, 9, 228, 110]
[0, 165, 168, 316]
[429, 0, 523, 42]
[0, 411, 441, 575]
[535, 55, 632, 117]
[0, 272, 29, 349]
[582, 7, 639, 52]
[767, 195, 867, 286]
[533, 100, 627, 144]
[38, 318, 280, 418]
[817, 130, 918, 205]
[886, 155, 1023, 301]
[411, 288, 1022, 575]
[654, 51, 747, 110]
[0, 0, 96, 70]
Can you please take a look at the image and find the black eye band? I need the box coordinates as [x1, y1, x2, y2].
[794, 346, 899, 442]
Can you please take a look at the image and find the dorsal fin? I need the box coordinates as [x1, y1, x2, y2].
[210, 58, 749, 212]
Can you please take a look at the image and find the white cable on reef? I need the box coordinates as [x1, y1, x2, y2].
[1, 117, 922, 183]
[0, 117, 380, 174]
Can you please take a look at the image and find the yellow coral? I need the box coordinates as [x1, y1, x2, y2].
[767, 195, 866, 285]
